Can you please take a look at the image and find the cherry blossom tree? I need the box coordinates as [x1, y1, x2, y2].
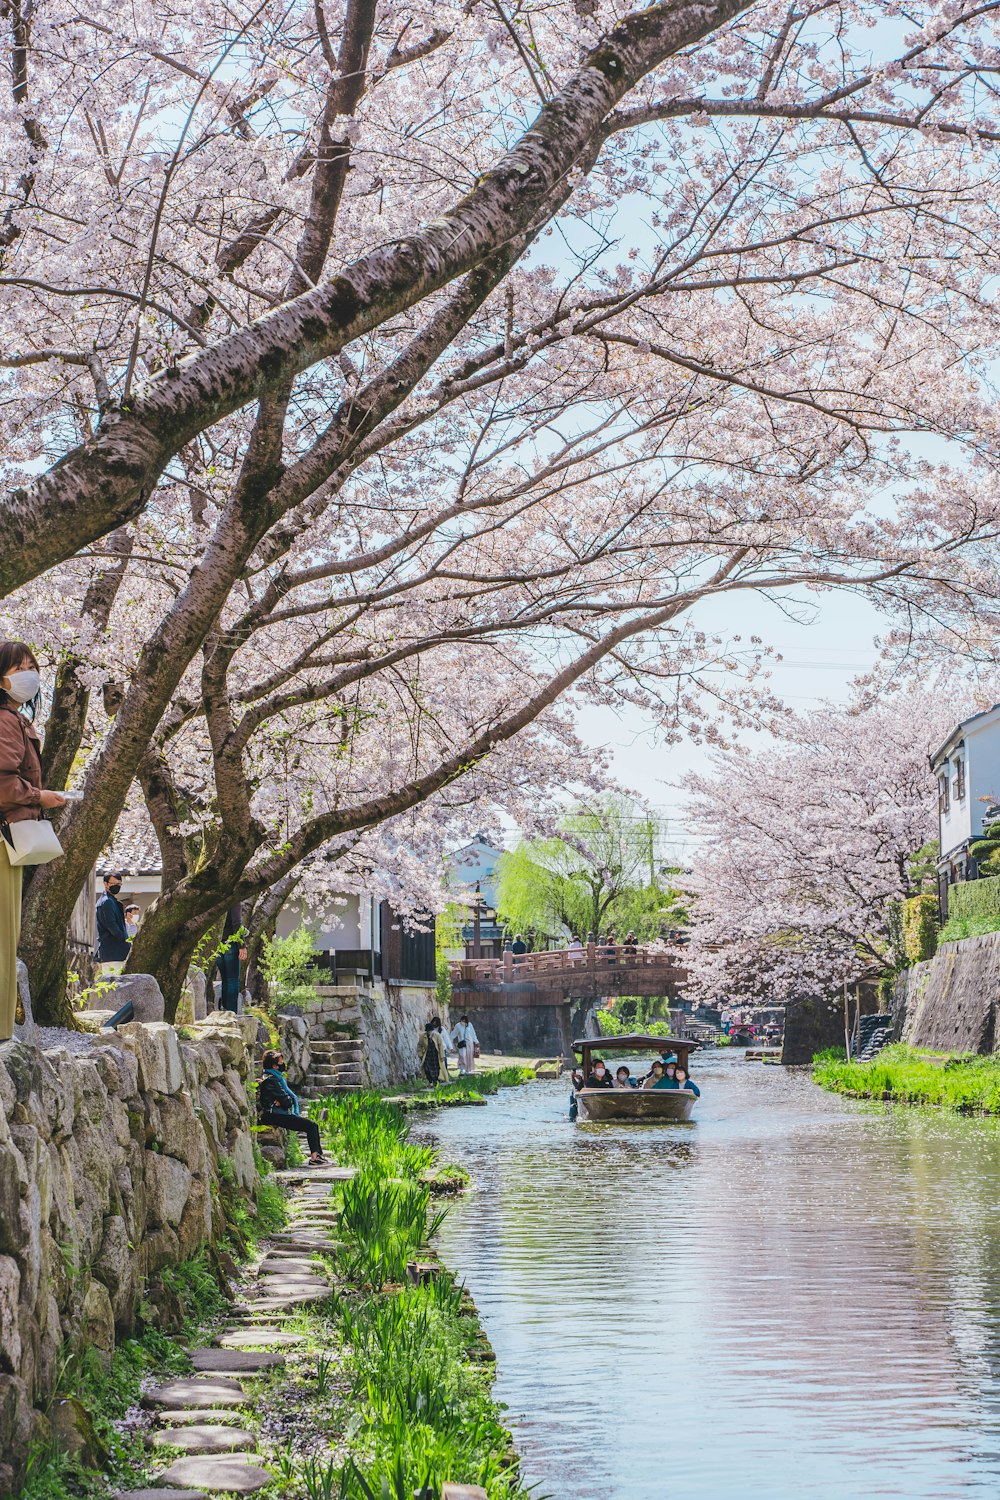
[6, 0, 1000, 1022]
[679, 687, 976, 1002]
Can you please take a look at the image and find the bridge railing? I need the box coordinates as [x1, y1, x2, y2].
[448, 941, 672, 986]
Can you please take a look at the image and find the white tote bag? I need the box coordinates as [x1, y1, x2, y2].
[1, 817, 63, 866]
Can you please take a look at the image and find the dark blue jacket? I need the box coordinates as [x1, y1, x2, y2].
[96, 893, 129, 961]
[260, 1068, 299, 1116]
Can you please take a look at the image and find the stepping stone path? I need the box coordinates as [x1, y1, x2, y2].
[111, 1489, 208, 1500]
[125, 1168, 342, 1495]
[148, 1426, 256, 1455]
[215, 1328, 303, 1350]
[155, 1457, 275, 1494]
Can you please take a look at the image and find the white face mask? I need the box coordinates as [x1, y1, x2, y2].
[4, 669, 40, 704]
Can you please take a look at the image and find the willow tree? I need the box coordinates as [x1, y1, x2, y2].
[4, 0, 1000, 1020]
[496, 797, 673, 942]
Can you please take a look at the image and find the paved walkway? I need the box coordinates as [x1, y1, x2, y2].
[111, 1164, 485, 1499]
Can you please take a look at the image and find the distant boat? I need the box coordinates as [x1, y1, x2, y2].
[572, 1034, 699, 1123]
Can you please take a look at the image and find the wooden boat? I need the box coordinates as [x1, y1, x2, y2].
[573, 1034, 699, 1123]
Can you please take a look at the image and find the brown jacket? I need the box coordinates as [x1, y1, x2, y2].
[0, 707, 41, 823]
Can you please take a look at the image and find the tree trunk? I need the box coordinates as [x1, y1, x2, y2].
[244, 873, 301, 1007]
[125, 840, 254, 1019]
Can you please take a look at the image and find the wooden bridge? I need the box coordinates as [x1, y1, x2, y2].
[448, 942, 685, 1005]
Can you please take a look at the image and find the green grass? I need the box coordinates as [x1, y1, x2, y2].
[375, 1065, 535, 1107]
[813, 1043, 1000, 1112]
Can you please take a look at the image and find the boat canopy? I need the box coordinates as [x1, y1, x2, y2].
[571, 1033, 692, 1053]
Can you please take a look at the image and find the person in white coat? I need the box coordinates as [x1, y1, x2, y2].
[452, 1013, 479, 1074]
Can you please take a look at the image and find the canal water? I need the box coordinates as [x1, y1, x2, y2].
[421, 1050, 1000, 1499]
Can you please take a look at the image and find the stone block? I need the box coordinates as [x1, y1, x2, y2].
[81, 1278, 115, 1354]
[156, 1095, 206, 1173]
[0, 1257, 21, 1374]
[119, 1023, 182, 1095]
[147, 1153, 193, 1228]
[12, 962, 38, 1048]
[0, 1141, 28, 1257]
[191, 1021, 245, 1072]
[104, 973, 166, 1024]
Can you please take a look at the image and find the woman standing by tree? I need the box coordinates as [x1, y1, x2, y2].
[0, 643, 66, 1040]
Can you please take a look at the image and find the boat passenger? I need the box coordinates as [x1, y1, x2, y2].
[614, 1064, 637, 1089]
[672, 1065, 701, 1097]
[586, 1058, 615, 1088]
[641, 1061, 665, 1090]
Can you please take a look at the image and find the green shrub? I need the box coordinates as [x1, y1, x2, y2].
[260, 923, 320, 993]
[903, 893, 939, 962]
[970, 819, 1000, 874]
[940, 874, 1000, 942]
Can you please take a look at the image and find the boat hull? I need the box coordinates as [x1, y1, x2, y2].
[577, 1088, 696, 1123]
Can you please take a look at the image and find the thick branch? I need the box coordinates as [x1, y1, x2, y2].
[3, 0, 752, 598]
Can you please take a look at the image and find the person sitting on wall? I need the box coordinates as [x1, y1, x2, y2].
[259, 1048, 326, 1165]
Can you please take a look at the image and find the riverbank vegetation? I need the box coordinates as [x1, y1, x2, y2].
[813, 1044, 1000, 1113]
[315, 1094, 526, 1498]
[374, 1065, 535, 1108]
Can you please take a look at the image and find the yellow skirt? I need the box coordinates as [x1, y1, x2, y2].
[0, 835, 23, 1041]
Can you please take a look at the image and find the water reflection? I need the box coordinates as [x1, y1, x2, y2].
[422, 1052, 1000, 1499]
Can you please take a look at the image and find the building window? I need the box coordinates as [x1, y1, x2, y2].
[939, 772, 950, 814]
[955, 759, 966, 801]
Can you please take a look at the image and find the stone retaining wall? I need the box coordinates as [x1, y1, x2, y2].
[897, 930, 1000, 1052]
[277, 979, 439, 1087]
[0, 1014, 261, 1492]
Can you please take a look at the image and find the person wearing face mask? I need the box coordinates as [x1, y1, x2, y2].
[586, 1057, 615, 1088]
[0, 641, 67, 1041]
[96, 870, 130, 973]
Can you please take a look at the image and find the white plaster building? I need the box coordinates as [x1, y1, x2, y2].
[930, 704, 1000, 892]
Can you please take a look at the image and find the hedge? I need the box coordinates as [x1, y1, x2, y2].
[945, 874, 1000, 931]
[886, 899, 906, 969]
[902, 893, 939, 962]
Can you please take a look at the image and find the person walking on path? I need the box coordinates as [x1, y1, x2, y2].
[258, 1048, 326, 1164]
[0, 642, 67, 1041]
[452, 1014, 479, 1074]
[418, 1017, 447, 1084]
[96, 871, 129, 974]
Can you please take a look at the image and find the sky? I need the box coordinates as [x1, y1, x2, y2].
[574, 583, 885, 866]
